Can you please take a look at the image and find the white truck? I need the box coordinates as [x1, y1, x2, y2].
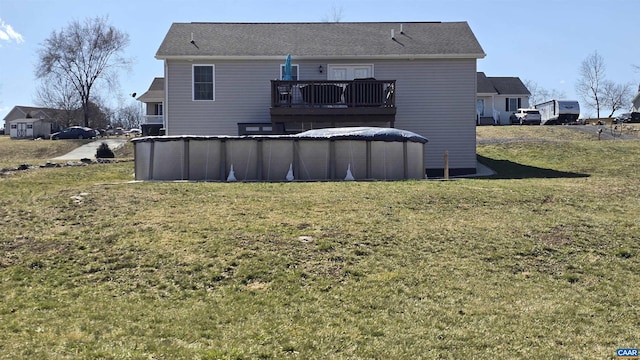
[534, 100, 580, 125]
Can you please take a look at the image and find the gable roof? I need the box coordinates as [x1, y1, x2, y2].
[156, 22, 486, 60]
[477, 72, 530, 96]
[136, 77, 164, 103]
[3, 105, 55, 122]
[477, 72, 496, 94]
[3, 105, 85, 125]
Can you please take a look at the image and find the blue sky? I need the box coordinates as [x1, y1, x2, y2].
[1, 0, 638, 125]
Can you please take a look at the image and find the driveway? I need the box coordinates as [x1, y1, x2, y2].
[51, 139, 129, 161]
[566, 124, 640, 140]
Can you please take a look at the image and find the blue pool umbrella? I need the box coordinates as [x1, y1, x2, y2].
[283, 54, 292, 80]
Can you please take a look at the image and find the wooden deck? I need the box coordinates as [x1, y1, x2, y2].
[270, 79, 396, 130]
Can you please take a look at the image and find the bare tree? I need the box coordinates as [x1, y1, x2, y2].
[541, 88, 567, 103]
[322, 5, 344, 22]
[523, 79, 541, 105]
[524, 79, 566, 106]
[575, 51, 606, 118]
[86, 96, 113, 130]
[601, 81, 633, 117]
[112, 102, 143, 129]
[35, 74, 81, 128]
[35, 16, 130, 127]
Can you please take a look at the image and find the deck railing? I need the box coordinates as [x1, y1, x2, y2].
[142, 115, 164, 125]
[271, 79, 396, 108]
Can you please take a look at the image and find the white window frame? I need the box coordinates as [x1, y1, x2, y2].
[192, 64, 215, 101]
[280, 64, 299, 80]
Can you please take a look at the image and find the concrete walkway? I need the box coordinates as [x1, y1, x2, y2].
[51, 139, 129, 161]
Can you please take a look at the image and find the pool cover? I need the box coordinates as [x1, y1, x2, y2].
[131, 127, 428, 144]
[293, 127, 428, 143]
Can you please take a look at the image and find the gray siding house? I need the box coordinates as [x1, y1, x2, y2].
[155, 22, 486, 176]
[136, 77, 165, 136]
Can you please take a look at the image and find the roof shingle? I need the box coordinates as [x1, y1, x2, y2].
[156, 22, 485, 59]
[136, 77, 164, 102]
[477, 72, 530, 95]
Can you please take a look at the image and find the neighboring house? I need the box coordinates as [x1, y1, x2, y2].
[136, 77, 165, 136]
[3, 106, 55, 139]
[631, 86, 640, 123]
[3, 105, 53, 124]
[632, 85, 640, 113]
[3, 105, 87, 133]
[476, 72, 531, 125]
[155, 22, 486, 176]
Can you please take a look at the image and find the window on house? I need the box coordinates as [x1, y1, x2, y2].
[193, 65, 215, 101]
[155, 103, 163, 115]
[27, 124, 33, 129]
[506, 98, 522, 111]
[280, 64, 299, 80]
[11, 124, 17, 129]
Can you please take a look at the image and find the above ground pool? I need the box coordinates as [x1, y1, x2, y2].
[131, 127, 428, 181]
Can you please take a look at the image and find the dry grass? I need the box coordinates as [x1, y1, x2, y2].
[0, 135, 135, 169]
[476, 125, 596, 142]
[0, 136, 86, 168]
[0, 127, 639, 359]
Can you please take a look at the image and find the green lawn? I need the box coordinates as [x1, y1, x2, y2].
[1, 128, 638, 359]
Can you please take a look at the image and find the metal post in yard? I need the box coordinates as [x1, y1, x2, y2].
[444, 151, 449, 180]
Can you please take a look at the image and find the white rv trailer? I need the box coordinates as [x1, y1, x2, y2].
[534, 100, 580, 125]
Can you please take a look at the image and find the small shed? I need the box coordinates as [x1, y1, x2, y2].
[9, 118, 53, 139]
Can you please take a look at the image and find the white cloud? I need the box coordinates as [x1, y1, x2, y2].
[0, 18, 25, 45]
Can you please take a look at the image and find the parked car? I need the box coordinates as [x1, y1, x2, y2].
[613, 113, 630, 124]
[111, 127, 125, 136]
[125, 128, 142, 136]
[613, 112, 638, 124]
[50, 126, 97, 140]
[510, 108, 542, 125]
